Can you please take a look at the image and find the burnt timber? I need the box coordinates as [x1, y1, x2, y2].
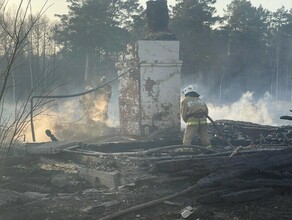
[0, 120, 292, 219]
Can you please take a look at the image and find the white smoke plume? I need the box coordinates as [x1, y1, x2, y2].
[207, 91, 291, 126]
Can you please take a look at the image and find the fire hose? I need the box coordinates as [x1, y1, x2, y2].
[204, 113, 235, 149]
[204, 114, 249, 157]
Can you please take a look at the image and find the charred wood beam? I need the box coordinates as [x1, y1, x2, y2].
[197, 188, 277, 204]
[143, 144, 217, 155]
[100, 149, 292, 219]
[208, 120, 290, 146]
[195, 176, 292, 205]
[220, 178, 292, 190]
[155, 148, 292, 174]
[195, 159, 292, 190]
[280, 116, 292, 121]
[63, 144, 216, 157]
[99, 182, 199, 220]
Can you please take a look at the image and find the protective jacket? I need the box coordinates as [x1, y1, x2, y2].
[181, 96, 208, 126]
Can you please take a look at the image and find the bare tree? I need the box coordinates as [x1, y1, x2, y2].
[0, 0, 51, 172]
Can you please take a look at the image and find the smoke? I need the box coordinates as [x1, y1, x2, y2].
[182, 73, 291, 126]
[16, 82, 120, 143]
[207, 91, 291, 126]
[5, 81, 290, 143]
[23, 96, 118, 142]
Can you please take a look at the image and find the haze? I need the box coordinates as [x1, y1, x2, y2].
[6, 0, 292, 19]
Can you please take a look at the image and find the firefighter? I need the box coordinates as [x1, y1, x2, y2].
[93, 76, 112, 121]
[181, 85, 211, 148]
[79, 86, 95, 123]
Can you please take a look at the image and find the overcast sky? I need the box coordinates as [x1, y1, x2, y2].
[6, 0, 292, 20]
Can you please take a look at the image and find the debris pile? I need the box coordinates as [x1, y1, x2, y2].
[208, 120, 291, 146]
[0, 120, 291, 219]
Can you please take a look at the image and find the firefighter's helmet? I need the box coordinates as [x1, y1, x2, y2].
[182, 85, 200, 97]
[183, 85, 195, 95]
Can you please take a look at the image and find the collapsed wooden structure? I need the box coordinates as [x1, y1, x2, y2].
[0, 119, 287, 219]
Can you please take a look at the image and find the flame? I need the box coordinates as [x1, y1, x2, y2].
[24, 111, 58, 142]
[24, 96, 117, 142]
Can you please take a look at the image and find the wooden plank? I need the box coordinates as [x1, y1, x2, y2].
[25, 141, 80, 155]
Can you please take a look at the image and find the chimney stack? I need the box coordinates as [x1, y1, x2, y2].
[145, 0, 177, 40]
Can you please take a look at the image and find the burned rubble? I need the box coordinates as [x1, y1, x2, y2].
[0, 119, 291, 220]
[1, 1, 291, 219]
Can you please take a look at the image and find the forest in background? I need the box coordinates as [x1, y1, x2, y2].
[1, 0, 292, 104]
